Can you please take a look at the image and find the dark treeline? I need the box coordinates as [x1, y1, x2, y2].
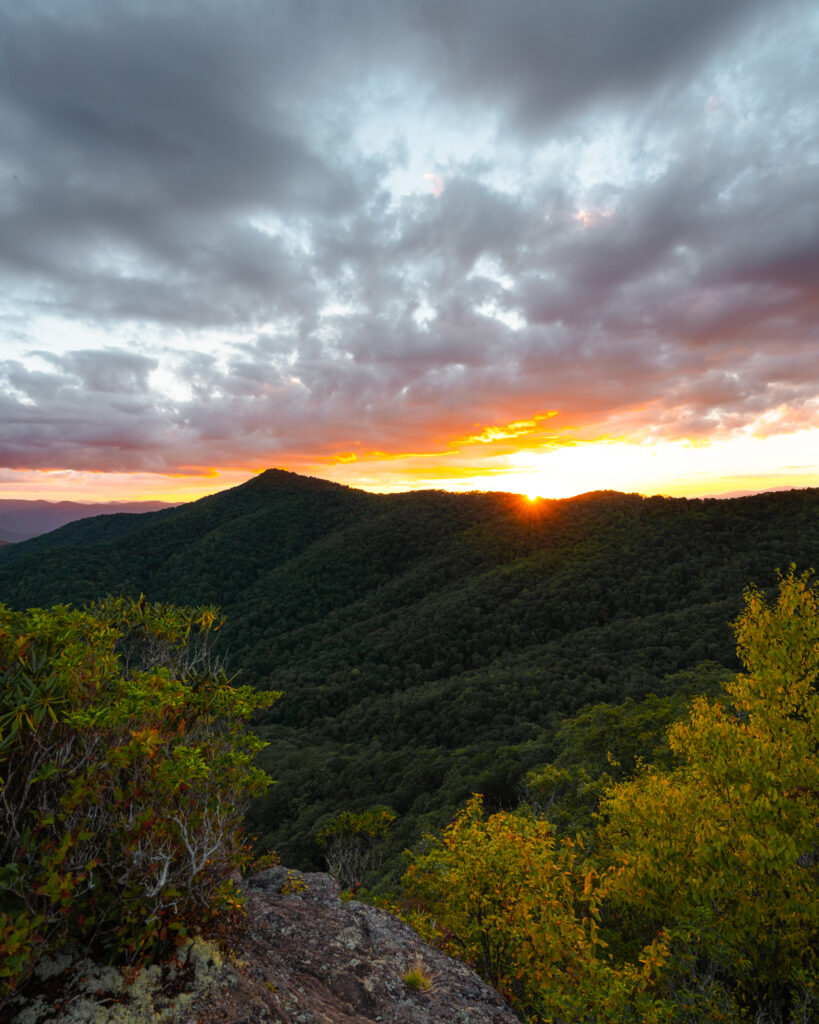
[1, 470, 818, 871]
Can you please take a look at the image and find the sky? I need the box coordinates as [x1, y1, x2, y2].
[1, 0, 818, 504]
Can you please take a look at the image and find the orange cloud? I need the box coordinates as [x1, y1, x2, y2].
[456, 411, 559, 445]
[320, 448, 457, 466]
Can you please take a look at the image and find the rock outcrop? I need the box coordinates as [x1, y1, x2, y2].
[10, 868, 519, 1024]
[184, 867, 519, 1024]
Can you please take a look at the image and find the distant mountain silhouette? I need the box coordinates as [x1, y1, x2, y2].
[0, 498, 177, 543]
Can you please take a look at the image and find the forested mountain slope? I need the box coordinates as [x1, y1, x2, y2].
[1, 470, 818, 867]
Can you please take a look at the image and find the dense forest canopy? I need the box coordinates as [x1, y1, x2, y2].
[2, 567, 816, 1021]
[401, 569, 819, 1023]
[1, 470, 818, 869]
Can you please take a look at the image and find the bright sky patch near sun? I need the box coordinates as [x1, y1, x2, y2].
[0, 0, 818, 503]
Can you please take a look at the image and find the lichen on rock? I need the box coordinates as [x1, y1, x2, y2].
[9, 869, 517, 1024]
[8, 937, 223, 1024]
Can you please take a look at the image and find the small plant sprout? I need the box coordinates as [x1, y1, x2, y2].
[403, 959, 432, 992]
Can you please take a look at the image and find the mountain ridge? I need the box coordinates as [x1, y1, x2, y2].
[0, 497, 177, 544]
[2, 472, 819, 868]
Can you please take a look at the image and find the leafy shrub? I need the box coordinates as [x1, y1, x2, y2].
[316, 805, 396, 890]
[603, 567, 819, 1021]
[402, 795, 670, 1023]
[0, 596, 279, 1005]
[402, 568, 819, 1022]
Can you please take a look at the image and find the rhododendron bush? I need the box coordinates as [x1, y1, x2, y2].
[0, 596, 278, 1005]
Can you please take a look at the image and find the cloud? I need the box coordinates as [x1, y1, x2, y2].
[408, 0, 772, 134]
[36, 350, 157, 394]
[0, 0, 817, 484]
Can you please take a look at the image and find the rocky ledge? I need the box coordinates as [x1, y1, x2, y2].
[184, 866, 519, 1024]
[11, 867, 519, 1024]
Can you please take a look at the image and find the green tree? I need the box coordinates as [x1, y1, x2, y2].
[316, 805, 396, 890]
[401, 570, 819, 1022]
[402, 795, 671, 1023]
[520, 665, 729, 836]
[0, 597, 278, 1005]
[602, 568, 819, 1021]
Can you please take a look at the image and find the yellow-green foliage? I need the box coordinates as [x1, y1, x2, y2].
[0, 597, 279, 1006]
[403, 569, 819, 1023]
[316, 804, 396, 889]
[281, 870, 308, 895]
[402, 960, 432, 991]
[402, 796, 671, 1023]
[602, 567, 819, 1020]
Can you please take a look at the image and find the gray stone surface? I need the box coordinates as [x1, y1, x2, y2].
[183, 867, 520, 1024]
[7, 868, 519, 1024]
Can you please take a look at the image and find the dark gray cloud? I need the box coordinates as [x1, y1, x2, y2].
[0, 0, 817, 478]
[36, 350, 157, 394]
[409, 0, 771, 133]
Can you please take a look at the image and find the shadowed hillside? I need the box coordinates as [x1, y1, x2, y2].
[2, 471, 819, 869]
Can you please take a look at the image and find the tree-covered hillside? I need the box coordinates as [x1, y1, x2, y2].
[1, 470, 818, 868]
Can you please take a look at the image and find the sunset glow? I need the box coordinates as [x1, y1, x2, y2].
[1, 2, 817, 506]
[4, 423, 817, 505]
